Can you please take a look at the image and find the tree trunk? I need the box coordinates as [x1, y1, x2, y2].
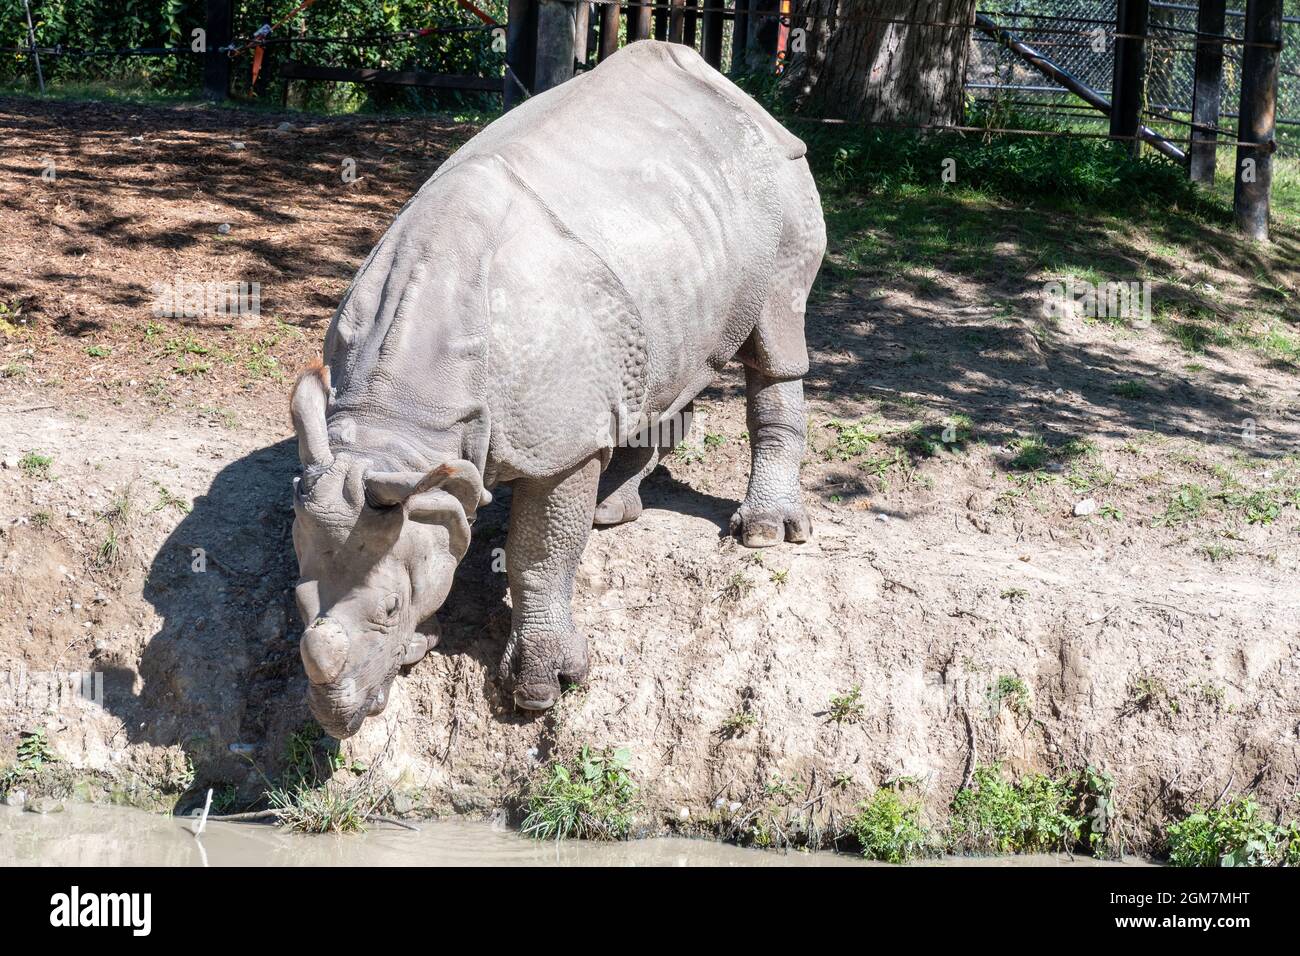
[789, 0, 977, 126]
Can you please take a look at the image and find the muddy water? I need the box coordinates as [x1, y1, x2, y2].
[0, 804, 1145, 867]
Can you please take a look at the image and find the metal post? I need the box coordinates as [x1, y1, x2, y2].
[669, 0, 685, 43]
[702, 0, 724, 67]
[684, 0, 698, 47]
[1233, 0, 1282, 240]
[1110, 0, 1149, 157]
[1189, 0, 1227, 183]
[22, 0, 44, 93]
[202, 0, 233, 100]
[535, 0, 577, 93]
[731, 0, 751, 73]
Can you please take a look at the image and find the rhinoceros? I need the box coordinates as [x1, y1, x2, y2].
[289, 40, 825, 738]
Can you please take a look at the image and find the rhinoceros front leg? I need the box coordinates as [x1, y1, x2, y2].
[730, 367, 812, 547]
[500, 456, 601, 710]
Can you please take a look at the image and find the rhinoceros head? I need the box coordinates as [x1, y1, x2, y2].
[288, 362, 485, 738]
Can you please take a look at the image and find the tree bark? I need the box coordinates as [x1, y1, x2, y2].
[789, 0, 977, 126]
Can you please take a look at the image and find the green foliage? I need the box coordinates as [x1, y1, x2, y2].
[1, 727, 57, 794]
[1157, 484, 1208, 526]
[1, 1, 507, 113]
[522, 746, 638, 841]
[823, 419, 880, 460]
[948, 765, 1086, 854]
[988, 675, 1031, 717]
[827, 685, 864, 725]
[1166, 796, 1300, 867]
[845, 787, 933, 863]
[804, 104, 1209, 214]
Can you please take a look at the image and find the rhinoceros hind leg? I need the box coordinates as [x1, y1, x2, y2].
[731, 366, 811, 548]
[593, 444, 657, 526]
[500, 456, 601, 711]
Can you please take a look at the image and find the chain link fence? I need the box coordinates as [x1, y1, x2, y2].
[969, 0, 1300, 130]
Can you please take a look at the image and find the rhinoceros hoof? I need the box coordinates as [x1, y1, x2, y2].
[593, 489, 643, 527]
[730, 502, 812, 548]
[499, 628, 590, 711]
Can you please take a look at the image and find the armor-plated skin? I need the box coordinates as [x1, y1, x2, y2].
[290, 41, 826, 736]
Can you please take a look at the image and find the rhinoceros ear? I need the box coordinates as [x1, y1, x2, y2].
[404, 487, 472, 558]
[290, 360, 333, 469]
[364, 459, 490, 518]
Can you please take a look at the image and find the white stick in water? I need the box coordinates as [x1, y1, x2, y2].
[190, 788, 214, 836]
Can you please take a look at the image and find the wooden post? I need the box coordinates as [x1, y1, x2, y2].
[202, 0, 233, 100]
[535, 0, 577, 93]
[627, 0, 652, 42]
[1233, 0, 1282, 240]
[574, 1, 591, 66]
[22, 0, 44, 93]
[1189, 0, 1226, 183]
[598, 1, 621, 60]
[702, 0, 724, 67]
[1110, 0, 1149, 157]
[731, 0, 751, 72]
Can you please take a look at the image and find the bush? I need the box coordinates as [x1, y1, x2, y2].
[845, 787, 933, 863]
[948, 765, 1085, 854]
[1166, 796, 1300, 867]
[521, 746, 639, 841]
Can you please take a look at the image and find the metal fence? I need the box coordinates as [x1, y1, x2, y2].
[969, 0, 1300, 127]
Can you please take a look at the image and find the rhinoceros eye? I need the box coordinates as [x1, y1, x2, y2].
[383, 593, 400, 619]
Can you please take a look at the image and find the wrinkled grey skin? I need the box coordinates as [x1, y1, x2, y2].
[291, 40, 826, 738]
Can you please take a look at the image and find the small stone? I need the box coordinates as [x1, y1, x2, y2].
[228, 742, 257, 756]
[2, 789, 26, 807]
[1073, 498, 1097, 517]
[229, 141, 246, 150]
[129, 135, 143, 144]
[875, 513, 889, 523]
[217, 223, 232, 235]
[276, 121, 295, 132]
[677, 807, 690, 821]
[25, 797, 64, 814]
[1, 457, 17, 470]
[727, 801, 742, 813]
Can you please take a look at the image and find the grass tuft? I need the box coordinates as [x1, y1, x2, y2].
[521, 747, 639, 841]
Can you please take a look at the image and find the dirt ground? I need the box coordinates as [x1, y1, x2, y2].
[2, 95, 1298, 853]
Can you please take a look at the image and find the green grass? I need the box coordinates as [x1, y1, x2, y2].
[18, 451, 52, 478]
[521, 747, 639, 841]
[988, 675, 1032, 718]
[845, 787, 933, 863]
[1157, 484, 1209, 526]
[1166, 796, 1300, 867]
